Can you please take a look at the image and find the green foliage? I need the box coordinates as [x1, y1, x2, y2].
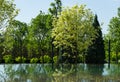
[52, 5, 96, 63]
[3, 20, 28, 57]
[110, 52, 120, 61]
[86, 15, 105, 64]
[111, 52, 117, 61]
[78, 55, 84, 63]
[40, 57, 43, 63]
[103, 35, 109, 61]
[0, 0, 109, 64]
[53, 56, 58, 63]
[109, 16, 120, 51]
[48, 0, 62, 65]
[0, 34, 4, 58]
[106, 7, 120, 63]
[118, 60, 120, 64]
[52, 5, 96, 51]
[49, 0, 62, 16]
[30, 58, 39, 63]
[27, 12, 52, 57]
[3, 55, 13, 63]
[15, 56, 26, 63]
[0, 0, 19, 31]
[0, 0, 19, 59]
[40, 55, 51, 63]
[44, 55, 51, 63]
[2, 9, 53, 61]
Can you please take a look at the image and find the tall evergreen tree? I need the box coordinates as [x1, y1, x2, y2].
[86, 15, 105, 64]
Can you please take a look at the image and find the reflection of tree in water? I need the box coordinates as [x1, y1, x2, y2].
[55, 64, 77, 72]
[4, 64, 78, 82]
[3, 64, 120, 82]
[4, 64, 53, 82]
[85, 64, 104, 76]
[107, 64, 120, 77]
[52, 64, 104, 82]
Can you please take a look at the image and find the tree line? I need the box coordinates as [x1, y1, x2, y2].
[1, 0, 118, 64]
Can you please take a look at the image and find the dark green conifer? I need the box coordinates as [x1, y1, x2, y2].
[86, 15, 105, 64]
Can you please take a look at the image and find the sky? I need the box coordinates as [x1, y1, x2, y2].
[14, 0, 120, 34]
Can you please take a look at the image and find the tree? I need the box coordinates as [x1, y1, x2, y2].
[27, 11, 51, 59]
[49, 0, 62, 17]
[0, 34, 4, 60]
[3, 20, 28, 58]
[0, 0, 18, 32]
[52, 5, 97, 63]
[0, 0, 18, 60]
[108, 7, 120, 63]
[86, 15, 105, 64]
[103, 35, 109, 62]
[49, 0, 62, 64]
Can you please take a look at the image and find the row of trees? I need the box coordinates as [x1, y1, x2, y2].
[0, 0, 106, 64]
[104, 8, 120, 63]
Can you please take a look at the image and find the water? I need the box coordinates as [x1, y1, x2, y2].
[0, 64, 120, 82]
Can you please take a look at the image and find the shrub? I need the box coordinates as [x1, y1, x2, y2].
[15, 56, 26, 63]
[40, 56, 43, 63]
[53, 56, 58, 63]
[3, 55, 13, 63]
[30, 58, 39, 63]
[44, 55, 51, 63]
[118, 60, 120, 64]
[78, 55, 84, 63]
[40, 55, 51, 63]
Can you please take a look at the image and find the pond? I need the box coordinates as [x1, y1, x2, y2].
[0, 64, 120, 82]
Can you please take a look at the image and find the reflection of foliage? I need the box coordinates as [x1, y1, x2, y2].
[4, 64, 53, 82]
[106, 64, 120, 77]
[3, 64, 120, 81]
[85, 64, 104, 76]
[0, 70, 7, 82]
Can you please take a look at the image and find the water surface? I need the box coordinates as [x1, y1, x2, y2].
[0, 64, 120, 82]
